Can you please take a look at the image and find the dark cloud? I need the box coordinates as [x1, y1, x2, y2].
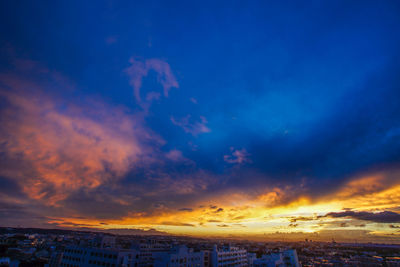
[61, 189, 133, 220]
[326, 211, 400, 223]
[161, 222, 195, 227]
[178, 208, 193, 212]
[0, 176, 24, 196]
[289, 216, 319, 223]
[0, 200, 54, 228]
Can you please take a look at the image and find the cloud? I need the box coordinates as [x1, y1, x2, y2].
[178, 208, 193, 212]
[160, 221, 195, 227]
[336, 175, 389, 199]
[326, 210, 400, 223]
[224, 148, 251, 164]
[165, 149, 185, 162]
[125, 57, 178, 109]
[2, 56, 400, 241]
[0, 73, 160, 205]
[257, 188, 286, 206]
[208, 220, 222, 223]
[288, 216, 318, 223]
[171, 115, 211, 136]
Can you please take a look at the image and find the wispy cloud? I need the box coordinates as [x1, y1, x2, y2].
[165, 149, 185, 162]
[224, 148, 251, 164]
[125, 57, 179, 110]
[171, 115, 211, 136]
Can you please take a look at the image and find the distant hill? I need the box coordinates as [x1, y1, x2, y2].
[0, 226, 168, 237]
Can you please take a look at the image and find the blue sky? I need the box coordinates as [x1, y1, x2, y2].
[1, 1, 400, 240]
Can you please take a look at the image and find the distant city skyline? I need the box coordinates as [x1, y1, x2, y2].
[1, 1, 400, 243]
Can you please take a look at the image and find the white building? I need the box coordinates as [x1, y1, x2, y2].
[281, 249, 299, 267]
[59, 246, 138, 267]
[48, 251, 63, 267]
[130, 240, 171, 266]
[252, 249, 300, 267]
[253, 253, 282, 267]
[211, 245, 247, 267]
[247, 253, 257, 266]
[0, 258, 10, 266]
[153, 245, 208, 267]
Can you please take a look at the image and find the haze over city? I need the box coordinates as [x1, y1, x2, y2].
[1, 0, 400, 244]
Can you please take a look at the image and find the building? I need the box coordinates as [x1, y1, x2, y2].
[0, 257, 10, 266]
[130, 240, 171, 266]
[253, 253, 283, 267]
[48, 251, 63, 267]
[281, 249, 299, 267]
[153, 245, 207, 267]
[252, 249, 300, 267]
[211, 245, 247, 267]
[59, 246, 138, 267]
[101, 236, 116, 249]
[247, 253, 257, 266]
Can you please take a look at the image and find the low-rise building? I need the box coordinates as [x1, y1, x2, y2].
[252, 249, 300, 267]
[211, 245, 247, 267]
[153, 245, 206, 267]
[60, 246, 138, 267]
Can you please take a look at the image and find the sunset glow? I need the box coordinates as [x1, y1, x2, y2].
[1, 1, 400, 244]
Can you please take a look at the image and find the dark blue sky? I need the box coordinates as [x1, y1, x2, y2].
[1, 1, 400, 234]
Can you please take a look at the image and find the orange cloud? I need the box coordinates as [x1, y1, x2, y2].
[0, 77, 159, 205]
[39, 173, 400, 241]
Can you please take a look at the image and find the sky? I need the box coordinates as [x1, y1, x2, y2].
[1, 0, 400, 243]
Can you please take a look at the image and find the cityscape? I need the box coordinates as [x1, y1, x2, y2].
[1, 0, 400, 266]
[1, 227, 400, 266]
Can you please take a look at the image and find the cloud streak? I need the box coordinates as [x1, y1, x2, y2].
[326, 210, 400, 223]
[171, 115, 211, 136]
